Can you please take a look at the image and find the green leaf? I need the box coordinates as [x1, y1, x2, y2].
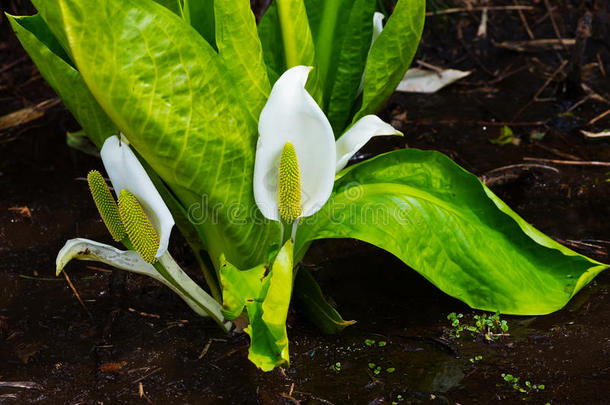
[220, 240, 294, 371]
[353, 0, 425, 122]
[32, 0, 280, 269]
[181, 0, 216, 49]
[7, 13, 116, 148]
[325, 0, 376, 133]
[275, 0, 316, 69]
[257, 2, 284, 82]
[214, 0, 271, 124]
[294, 268, 356, 334]
[296, 149, 607, 315]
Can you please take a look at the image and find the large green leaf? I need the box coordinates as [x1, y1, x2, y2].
[220, 240, 294, 371]
[7, 14, 116, 148]
[31, 0, 280, 269]
[214, 0, 270, 124]
[182, 0, 216, 50]
[258, 0, 320, 100]
[296, 149, 607, 315]
[325, 0, 376, 133]
[353, 0, 425, 122]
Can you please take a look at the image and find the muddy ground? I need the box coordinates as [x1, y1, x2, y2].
[1, 1, 609, 404]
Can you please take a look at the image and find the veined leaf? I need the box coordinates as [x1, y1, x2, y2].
[258, 0, 321, 102]
[257, 2, 284, 82]
[296, 149, 607, 315]
[353, 0, 425, 122]
[32, 0, 280, 269]
[214, 0, 271, 124]
[325, 0, 376, 133]
[220, 240, 294, 371]
[7, 14, 116, 148]
[182, 0, 216, 50]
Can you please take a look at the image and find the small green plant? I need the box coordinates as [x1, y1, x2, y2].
[391, 394, 404, 404]
[329, 362, 341, 373]
[364, 338, 388, 347]
[367, 362, 395, 376]
[501, 373, 545, 394]
[469, 355, 483, 363]
[447, 311, 509, 340]
[368, 362, 382, 375]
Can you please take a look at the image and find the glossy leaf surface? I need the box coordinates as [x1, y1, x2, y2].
[296, 149, 607, 315]
[220, 240, 294, 371]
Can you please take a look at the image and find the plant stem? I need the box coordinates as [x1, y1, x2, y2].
[158, 253, 229, 332]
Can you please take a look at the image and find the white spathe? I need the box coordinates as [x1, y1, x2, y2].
[254, 66, 401, 222]
[254, 66, 336, 221]
[335, 115, 402, 172]
[100, 135, 174, 258]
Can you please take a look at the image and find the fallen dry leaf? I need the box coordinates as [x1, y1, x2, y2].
[99, 361, 128, 372]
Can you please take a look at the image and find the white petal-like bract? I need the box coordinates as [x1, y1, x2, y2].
[335, 115, 402, 172]
[100, 135, 174, 257]
[254, 66, 336, 220]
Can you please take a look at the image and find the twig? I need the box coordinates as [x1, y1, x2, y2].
[198, 339, 213, 359]
[292, 391, 335, 405]
[481, 164, 559, 186]
[515, 0, 534, 39]
[597, 52, 606, 77]
[483, 163, 559, 176]
[426, 5, 534, 16]
[132, 367, 161, 384]
[405, 119, 546, 127]
[513, 60, 568, 120]
[544, 0, 567, 52]
[534, 143, 581, 161]
[476, 7, 488, 39]
[128, 307, 161, 319]
[0, 382, 43, 390]
[0, 55, 28, 74]
[580, 130, 610, 139]
[522, 157, 610, 167]
[586, 109, 610, 126]
[62, 270, 92, 319]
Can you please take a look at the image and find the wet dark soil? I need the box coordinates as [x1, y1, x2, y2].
[1, 1, 609, 404]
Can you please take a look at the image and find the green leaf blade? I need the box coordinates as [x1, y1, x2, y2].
[214, 0, 271, 124]
[296, 149, 607, 315]
[37, 0, 279, 269]
[354, 0, 425, 122]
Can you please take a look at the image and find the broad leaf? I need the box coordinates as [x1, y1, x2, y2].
[296, 149, 607, 315]
[258, 0, 321, 101]
[32, 0, 280, 269]
[325, 0, 376, 133]
[214, 0, 271, 124]
[220, 240, 294, 371]
[257, 2, 284, 81]
[7, 14, 116, 148]
[353, 0, 425, 122]
[182, 0, 216, 49]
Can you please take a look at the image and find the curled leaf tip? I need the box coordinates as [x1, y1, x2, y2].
[118, 189, 160, 263]
[87, 170, 126, 242]
[278, 142, 302, 222]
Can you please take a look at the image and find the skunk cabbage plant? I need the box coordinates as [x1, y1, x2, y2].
[8, 0, 607, 371]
